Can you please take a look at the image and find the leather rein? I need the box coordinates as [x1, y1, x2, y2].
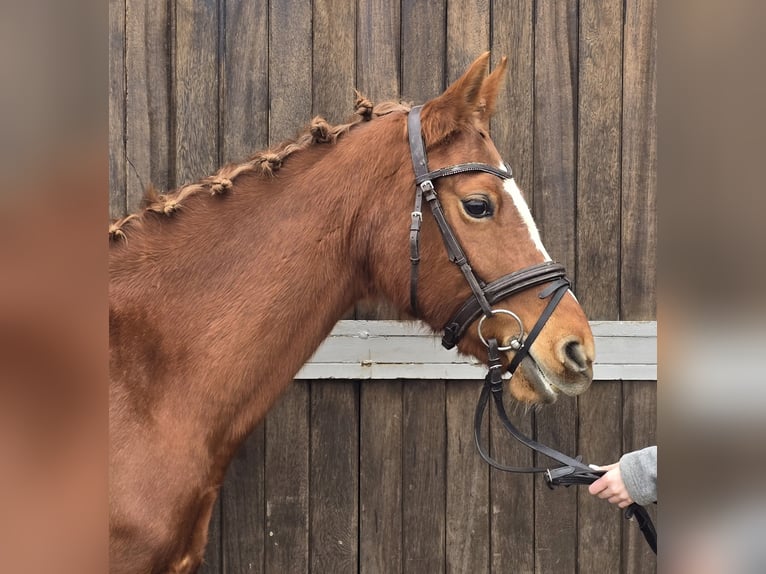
[406, 105, 656, 554]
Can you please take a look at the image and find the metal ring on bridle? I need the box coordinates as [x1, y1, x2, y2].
[477, 309, 524, 352]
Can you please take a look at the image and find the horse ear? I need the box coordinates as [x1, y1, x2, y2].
[476, 56, 508, 130]
[420, 52, 491, 144]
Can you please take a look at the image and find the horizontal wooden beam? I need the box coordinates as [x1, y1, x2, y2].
[296, 320, 656, 381]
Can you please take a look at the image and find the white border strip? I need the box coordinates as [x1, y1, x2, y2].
[296, 320, 656, 381]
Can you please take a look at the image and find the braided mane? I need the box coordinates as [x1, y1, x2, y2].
[109, 95, 411, 242]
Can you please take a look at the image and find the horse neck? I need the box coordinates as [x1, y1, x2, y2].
[110, 119, 410, 448]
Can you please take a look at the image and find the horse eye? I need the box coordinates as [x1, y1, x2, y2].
[462, 197, 493, 218]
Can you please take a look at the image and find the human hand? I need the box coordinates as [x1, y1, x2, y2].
[588, 462, 634, 508]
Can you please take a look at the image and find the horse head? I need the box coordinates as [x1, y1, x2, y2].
[368, 53, 595, 404]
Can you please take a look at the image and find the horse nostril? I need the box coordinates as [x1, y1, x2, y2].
[562, 339, 589, 373]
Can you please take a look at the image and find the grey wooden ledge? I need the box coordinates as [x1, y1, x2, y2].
[296, 320, 656, 381]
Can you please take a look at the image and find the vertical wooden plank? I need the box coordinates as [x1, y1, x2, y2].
[174, 0, 219, 185]
[622, 0, 657, 320]
[354, 0, 401, 320]
[490, 0, 535, 205]
[218, 5, 268, 572]
[174, 2, 221, 570]
[489, 396, 535, 573]
[264, 382, 310, 573]
[533, 3, 578, 571]
[402, 381, 446, 574]
[533, 396, 578, 574]
[356, 0, 400, 101]
[446, 381, 489, 574]
[310, 382, 359, 573]
[577, 382, 623, 573]
[313, 0, 356, 122]
[622, 3, 656, 568]
[401, 0, 447, 102]
[576, 0, 623, 319]
[622, 381, 657, 574]
[312, 0, 357, 320]
[488, 7, 537, 571]
[533, 0, 578, 272]
[125, 0, 171, 212]
[446, 0, 490, 84]
[444, 15, 490, 573]
[109, 0, 126, 219]
[360, 382, 402, 573]
[222, 0, 269, 164]
[269, 0, 312, 144]
[221, 426, 265, 574]
[576, 0, 623, 571]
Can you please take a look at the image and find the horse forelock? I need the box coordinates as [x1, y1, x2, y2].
[108, 96, 412, 243]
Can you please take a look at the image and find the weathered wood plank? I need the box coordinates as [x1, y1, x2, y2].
[313, 0, 358, 322]
[359, 382, 403, 573]
[221, 426, 265, 574]
[576, 0, 623, 320]
[447, 0, 489, 84]
[310, 382, 359, 573]
[222, 0, 269, 163]
[305, 322, 656, 365]
[622, 381, 657, 574]
[490, 0, 535, 203]
[576, 1, 624, 569]
[264, 382, 310, 572]
[401, 0, 447, 102]
[313, 0, 356, 122]
[533, 0, 578, 272]
[533, 395, 578, 573]
[356, 0, 399, 102]
[402, 381, 446, 573]
[174, 4, 221, 570]
[174, 0, 219, 185]
[489, 390, 535, 572]
[297, 362, 657, 382]
[268, 0, 312, 145]
[354, 0, 401, 320]
[577, 381, 623, 573]
[217, 8, 269, 569]
[125, 0, 171, 212]
[322, 320, 655, 338]
[446, 380, 489, 573]
[621, 0, 657, 320]
[533, 3, 579, 569]
[296, 320, 657, 380]
[109, 0, 127, 219]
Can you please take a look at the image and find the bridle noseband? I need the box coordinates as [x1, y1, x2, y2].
[406, 105, 657, 554]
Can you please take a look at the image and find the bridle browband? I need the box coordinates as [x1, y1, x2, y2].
[406, 105, 657, 554]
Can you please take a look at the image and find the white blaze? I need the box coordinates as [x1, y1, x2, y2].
[502, 177, 552, 261]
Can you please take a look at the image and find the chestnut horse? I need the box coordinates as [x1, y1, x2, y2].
[109, 53, 595, 574]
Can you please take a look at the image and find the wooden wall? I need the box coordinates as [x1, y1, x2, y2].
[109, 0, 656, 572]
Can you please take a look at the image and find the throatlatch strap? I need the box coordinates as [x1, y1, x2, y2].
[409, 185, 423, 316]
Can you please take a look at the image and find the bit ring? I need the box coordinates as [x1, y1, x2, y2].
[477, 309, 524, 352]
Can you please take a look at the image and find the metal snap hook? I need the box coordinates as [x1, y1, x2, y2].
[477, 309, 525, 352]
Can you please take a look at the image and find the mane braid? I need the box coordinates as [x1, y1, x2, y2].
[109, 95, 412, 243]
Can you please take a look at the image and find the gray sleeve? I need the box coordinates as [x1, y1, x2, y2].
[619, 446, 657, 506]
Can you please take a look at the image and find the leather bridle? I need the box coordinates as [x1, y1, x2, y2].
[406, 105, 657, 554]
